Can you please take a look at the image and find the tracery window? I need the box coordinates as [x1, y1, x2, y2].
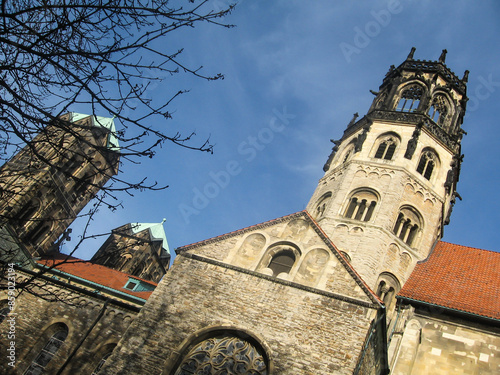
[416, 151, 437, 180]
[24, 325, 68, 375]
[344, 190, 378, 222]
[268, 251, 295, 277]
[393, 207, 422, 247]
[374, 137, 398, 160]
[427, 94, 449, 127]
[396, 84, 423, 112]
[174, 335, 268, 375]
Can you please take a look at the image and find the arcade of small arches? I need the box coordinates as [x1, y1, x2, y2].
[233, 227, 333, 287]
[343, 189, 379, 223]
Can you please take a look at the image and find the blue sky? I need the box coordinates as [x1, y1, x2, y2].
[67, 1, 500, 260]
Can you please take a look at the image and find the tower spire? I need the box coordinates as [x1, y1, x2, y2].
[307, 50, 469, 296]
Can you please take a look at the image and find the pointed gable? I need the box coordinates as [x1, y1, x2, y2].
[177, 211, 381, 307]
[398, 241, 500, 320]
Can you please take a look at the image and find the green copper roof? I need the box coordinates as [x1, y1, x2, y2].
[68, 112, 119, 151]
[130, 220, 170, 256]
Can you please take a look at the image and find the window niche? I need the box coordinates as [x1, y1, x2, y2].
[314, 192, 332, 219]
[258, 243, 300, 279]
[375, 272, 401, 309]
[343, 189, 379, 222]
[24, 324, 69, 375]
[91, 344, 116, 375]
[427, 94, 450, 128]
[393, 206, 422, 247]
[396, 84, 424, 112]
[373, 134, 400, 161]
[416, 150, 439, 181]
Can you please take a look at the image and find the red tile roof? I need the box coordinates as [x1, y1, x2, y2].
[398, 241, 500, 320]
[37, 254, 157, 300]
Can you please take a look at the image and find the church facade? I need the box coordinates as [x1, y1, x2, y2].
[1, 49, 499, 374]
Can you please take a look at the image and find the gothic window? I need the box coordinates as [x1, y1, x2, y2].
[393, 207, 422, 247]
[268, 250, 295, 277]
[427, 94, 449, 127]
[314, 193, 331, 219]
[24, 325, 68, 375]
[396, 84, 423, 112]
[344, 190, 378, 222]
[341, 143, 355, 164]
[416, 150, 438, 180]
[174, 334, 268, 375]
[374, 135, 399, 160]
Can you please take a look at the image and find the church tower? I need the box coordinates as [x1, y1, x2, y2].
[0, 113, 119, 257]
[306, 48, 468, 309]
[91, 221, 170, 283]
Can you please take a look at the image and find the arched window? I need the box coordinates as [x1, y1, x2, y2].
[375, 273, 401, 308]
[91, 344, 116, 375]
[416, 151, 438, 180]
[344, 190, 378, 222]
[268, 251, 295, 277]
[374, 135, 399, 160]
[393, 207, 422, 247]
[24, 325, 68, 374]
[396, 84, 423, 112]
[428, 94, 449, 127]
[174, 334, 268, 375]
[314, 193, 331, 219]
[341, 143, 355, 164]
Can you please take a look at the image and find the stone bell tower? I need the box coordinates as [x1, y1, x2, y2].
[307, 48, 468, 308]
[0, 113, 119, 257]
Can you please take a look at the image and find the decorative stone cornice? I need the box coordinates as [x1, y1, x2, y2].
[344, 111, 461, 153]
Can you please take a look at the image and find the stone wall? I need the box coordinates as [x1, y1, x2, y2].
[101, 253, 382, 374]
[0, 272, 138, 375]
[392, 309, 500, 374]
